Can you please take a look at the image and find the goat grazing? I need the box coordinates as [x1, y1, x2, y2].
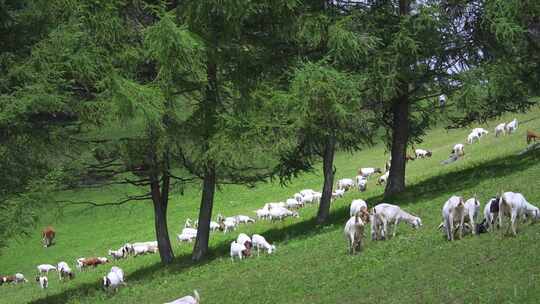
[41, 226, 55, 248]
[356, 175, 368, 191]
[527, 130, 539, 144]
[36, 276, 48, 289]
[103, 267, 125, 292]
[415, 149, 432, 158]
[57, 262, 75, 280]
[344, 214, 365, 254]
[337, 178, 355, 191]
[230, 241, 247, 261]
[372, 203, 422, 239]
[495, 123, 506, 137]
[441, 196, 465, 241]
[164, 290, 200, 304]
[505, 118, 518, 133]
[350, 199, 368, 217]
[251, 234, 276, 256]
[498, 191, 539, 236]
[358, 167, 382, 178]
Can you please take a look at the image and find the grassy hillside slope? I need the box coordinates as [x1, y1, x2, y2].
[1, 108, 539, 304]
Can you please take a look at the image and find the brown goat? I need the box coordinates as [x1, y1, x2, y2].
[527, 129, 539, 144]
[41, 226, 55, 248]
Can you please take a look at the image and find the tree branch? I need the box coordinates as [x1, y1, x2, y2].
[56, 193, 151, 207]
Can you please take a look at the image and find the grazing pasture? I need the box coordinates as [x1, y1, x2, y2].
[1, 108, 539, 304]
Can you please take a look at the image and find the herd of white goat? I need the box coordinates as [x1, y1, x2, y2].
[1, 118, 535, 303]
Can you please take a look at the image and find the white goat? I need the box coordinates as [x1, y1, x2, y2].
[452, 143, 465, 156]
[177, 227, 197, 242]
[356, 175, 367, 191]
[484, 197, 499, 232]
[344, 214, 365, 254]
[37, 276, 48, 289]
[269, 206, 299, 221]
[464, 196, 481, 234]
[255, 207, 270, 220]
[495, 123, 506, 137]
[358, 167, 382, 178]
[442, 195, 466, 241]
[415, 149, 432, 158]
[164, 290, 200, 304]
[312, 191, 322, 203]
[372, 203, 422, 239]
[132, 244, 153, 256]
[300, 189, 316, 197]
[103, 267, 125, 292]
[286, 198, 303, 209]
[264, 202, 286, 209]
[505, 118, 518, 133]
[467, 132, 480, 144]
[110, 266, 124, 283]
[350, 199, 368, 217]
[300, 192, 317, 204]
[472, 128, 489, 137]
[37, 264, 57, 275]
[210, 221, 220, 232]
[377, 171, 389, 185]
[57, 262, 74, 280]
[337, 178, 355, 191]
[332, 189, 345, 200]
[498, 191, 539, 235]
[108, 248, 126, 260]
[235, 215, 255, 224]
[222, 218, 237, 233]
[230, 241, 247, 261]
[251, 234, 276, 256]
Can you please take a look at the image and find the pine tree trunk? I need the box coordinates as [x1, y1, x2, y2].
[192, 166, 216, 261]
[150, 173, 174, 264]
[385, 0, 411, 199]
[384, 95, 409, 199]
[316, 135, 336, 224]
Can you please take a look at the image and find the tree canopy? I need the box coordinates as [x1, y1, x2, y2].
[0, 0, 538, 259]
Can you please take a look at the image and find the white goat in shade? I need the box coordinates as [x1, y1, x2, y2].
[377, 171, 389, 185]
[350, 199, 367, 217]
[230, 241, 247, 261]
[344, 214, 365, 254]
[356, 175, 367, 191]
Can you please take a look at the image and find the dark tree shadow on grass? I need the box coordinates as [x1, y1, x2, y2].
[30, 148, 539, 304]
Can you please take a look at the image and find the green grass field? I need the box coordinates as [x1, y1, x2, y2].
[1, 107, 540, 304]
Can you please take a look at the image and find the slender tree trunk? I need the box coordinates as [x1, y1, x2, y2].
[150, 171, 174, 264]
[316, 135, 336, 224]
[384, 0, 411, 199]
[384, 94, 409, 199]
[192, 166, 216, 261]
[192, 34, 219, 261]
